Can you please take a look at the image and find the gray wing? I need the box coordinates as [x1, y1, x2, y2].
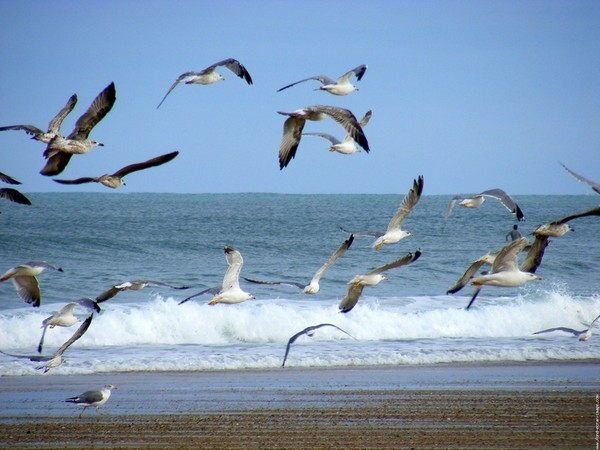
[178, 285, 222, 305]
[519, 235, 550, 274]
[54, 315, 93, 357]
[359, 110, 372, 128]
[0, 172, 22, 185]
[25, 261, 63, 272]
[277, 75, 337, 92]
[112, 151, 179, 178]
[12, 276, 41, 306]
[0, 124, 44, 136]
[140, 279, 190, 289]
[0, 188, 31, 205]
[589, 313, 600, 329]
[387, 176, 424, 232]
[338, 283, 365, 313]
[313, 105, 369, 152]
[222, 246, 244, 290]
[71, 389, 104, 404]
[368, 250, 422, 276]
[491, 237, 529, 273]
[338, 225, 384, 238]
[242, 277, 306, 290]
[40, 152, 73, 176]
[156, 71, 202, 109]
[282, 323, 354, 367]
[48, 94, 78, 133]
[480, 188, 525, 221]
[553, 206, 600, 225]
[447, 258, 489, 295]
[340, 64, 368, 82]
[465, 285, 484, 310]
[37, 325, 49, 353]
[69, 82, 116, 140]
[302, 132, 342, 146]
[278, 116, 306, 169]
[53, 177, 97, 185]
[95, 286, 124, 303]
[74, 297, 102, 313]
[210, 58, 253, 84]
[560, 162, 600, 194]
[533, 327, 582, 336]
[309, 235, 354, 285]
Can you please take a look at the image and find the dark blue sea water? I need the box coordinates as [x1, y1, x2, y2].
[0, 192, 598, 375]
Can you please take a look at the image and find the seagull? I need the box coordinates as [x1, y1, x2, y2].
[559, 162, 600, 194]
[37, 314, 93, 373]
[532, 205, 600, 238]
[0, 261, 63, 307]
[52, 151, 179, 189]
[0, 93, 77, 143]
[533, 313, 600, 341]
[339, 250, 422, 313]
[281, 323, 355, 368]
[302, 110, 372, 155]
[278, 105, 370, 169]
[208, 246, 255, 305]
[96, 278, 191, 302]
[40, 82, 117, 176]
[0, 188, 32, 208]
[156, 58, 253, 108]
[444, 188, 525, 224]
[277, 64, 367, 96]
[177, 285, 222, 305]
[340, 176, 424, 251]
[243, 235, 354, 294]
[66, 384, 117, 418]
[466, 237, 542, 310]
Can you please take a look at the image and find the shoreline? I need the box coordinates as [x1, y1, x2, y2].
[2, 361, 598, 448]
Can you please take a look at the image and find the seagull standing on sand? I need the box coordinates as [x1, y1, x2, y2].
[444, 188, 525, 224]
[0, 94, 77, 143]
[341, 176, 424, 251]
[277, 64, 368, 95]
[243, 235, 354, 294]
[157, 58, 253, 108]
[96, 278, 191, 302]
[66, 384, 117, 418]
[339, 250, 422, 313]
[278, 105, 370, 169]
[466, 237, 542, 310]
[303, 110, 372, 156]
[37, 314, 93, 373]
[0, 261, 63, 307]
[40, 82, 117, 176]
[281, 323, 355, 368]
[533, 313, 600, 341]
[208, 246, 255, 305]
[53, 151, 179, 189]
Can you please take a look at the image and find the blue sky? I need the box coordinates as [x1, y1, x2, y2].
[1, 1, 598, 194]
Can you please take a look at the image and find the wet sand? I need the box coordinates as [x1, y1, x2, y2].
[1, 362, 598, 449]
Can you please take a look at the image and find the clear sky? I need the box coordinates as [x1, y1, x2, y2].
[1, 1, 598, 194]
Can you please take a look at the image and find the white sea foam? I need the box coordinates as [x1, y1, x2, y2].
[1, 289, 598, 376]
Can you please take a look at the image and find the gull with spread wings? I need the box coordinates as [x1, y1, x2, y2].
[277, 64, 367, 96]
[533, 313, 600, 341]
[444, 188, 525, 224]
[208, 246, 255, 305]
[303, 110, 372, 156]
[0, 261, 63, 307]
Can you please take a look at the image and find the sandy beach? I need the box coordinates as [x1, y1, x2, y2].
[1, 362, 598, 449]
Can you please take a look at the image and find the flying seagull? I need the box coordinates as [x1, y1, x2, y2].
[340, 176, 424, 251]
[0, 261, 63, 307]
[0, 93, 77, 143]
[208, 246, 255, 305]
[66, 384, 117, 418]
[281, 323, 355, 368]
[243, 235, 354, 294]
[157, 58, 253, 108]
[444, 188, 525, 224]
[339, 250, 422, 313]
[465, 237, 542, 310]
[302, 110, 372, 156]
[53, 151, 179, 189]
[277, 64, 367, 96]
[533, 313, 600, 341]
[559, 162, 600, 194]
[96, 277, 191, 302]
[278, 105, 370, 169]
[40, 82, 117, 176]
[37, 314, 93, 373]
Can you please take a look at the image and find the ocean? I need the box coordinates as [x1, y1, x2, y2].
[0, 192, 599, 376]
